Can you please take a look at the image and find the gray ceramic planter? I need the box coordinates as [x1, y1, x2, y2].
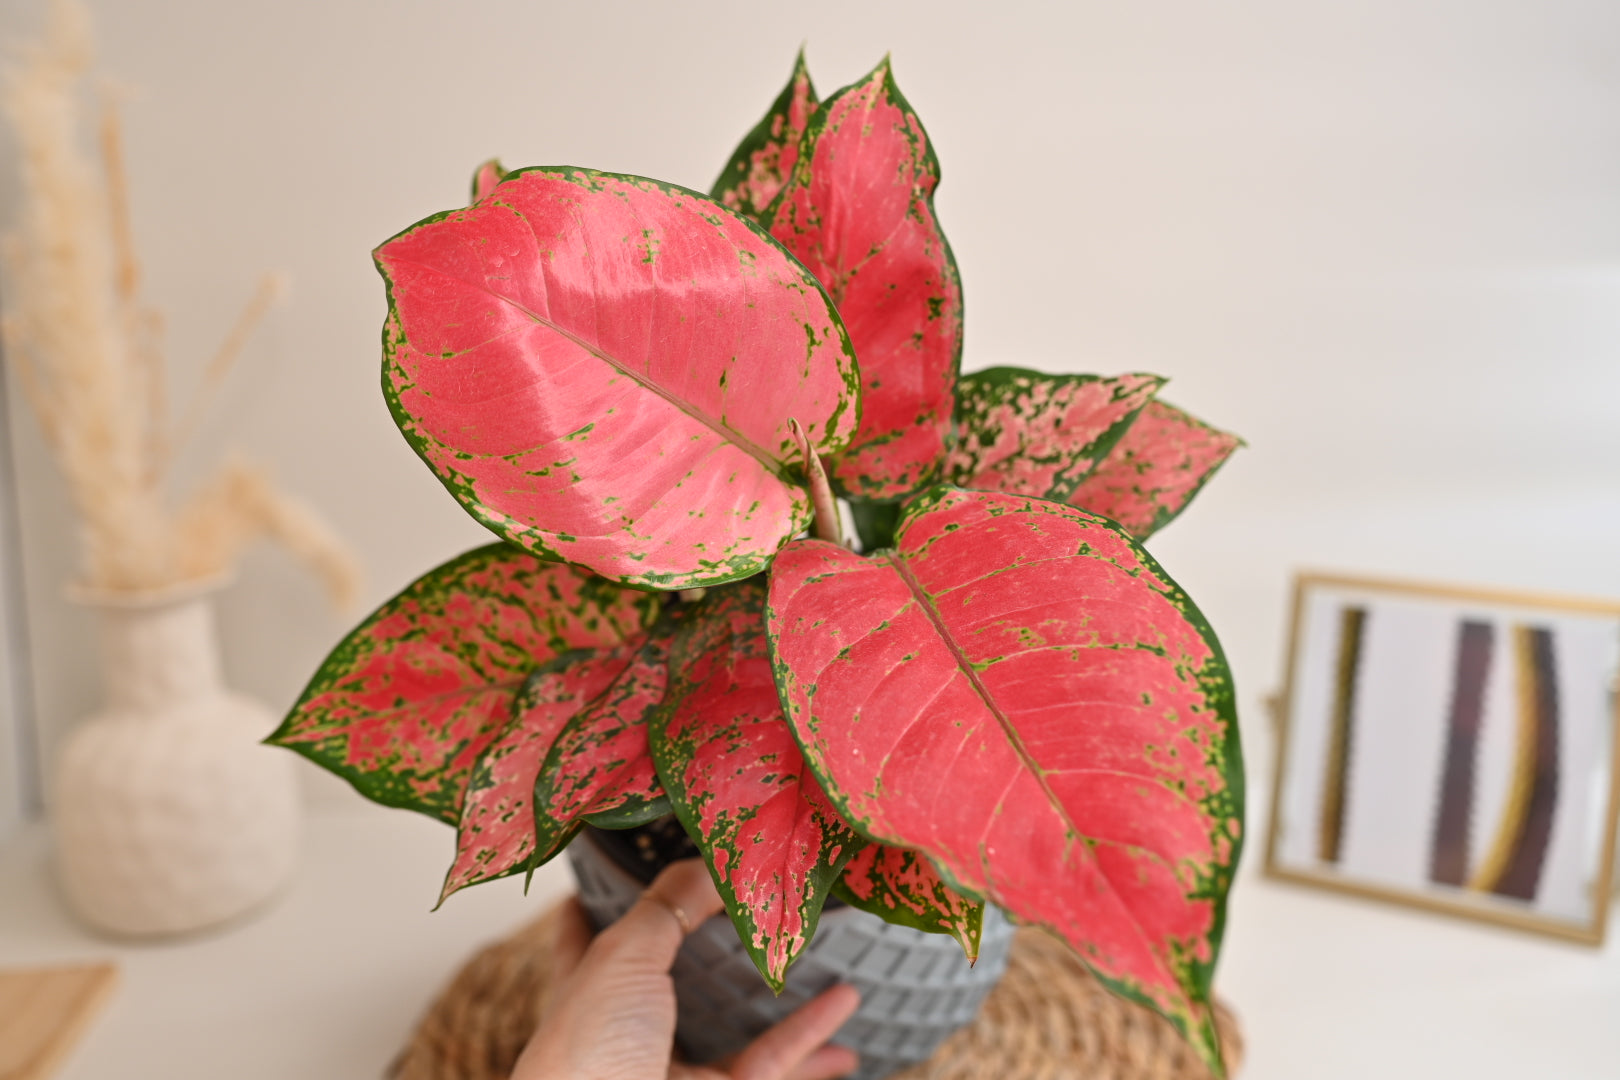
[568, 828, 1014, 1080]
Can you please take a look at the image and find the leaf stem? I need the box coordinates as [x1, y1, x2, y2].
[786, 418, 842, 547]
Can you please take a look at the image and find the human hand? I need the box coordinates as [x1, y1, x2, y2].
[511, 858, 861, 1080]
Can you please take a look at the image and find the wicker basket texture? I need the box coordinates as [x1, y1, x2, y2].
[389, 900, 1244, 1080]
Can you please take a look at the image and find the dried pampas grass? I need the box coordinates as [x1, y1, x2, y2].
[174, 459, 362, 612]
[1, 0, 359, 609]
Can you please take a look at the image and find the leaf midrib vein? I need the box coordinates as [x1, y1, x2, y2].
[887, 550, 1182, 996]
[885, 554, 1076, 835]
[390, 252, 783, 476]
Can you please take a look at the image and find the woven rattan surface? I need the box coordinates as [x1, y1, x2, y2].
[391, 899, 1243, 1080]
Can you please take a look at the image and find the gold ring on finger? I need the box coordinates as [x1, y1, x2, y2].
[641, 887, 693, 935]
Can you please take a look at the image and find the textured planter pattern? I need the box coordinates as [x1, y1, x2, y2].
[568, 831, 1015, 1080]
[52, 589, 299, 937]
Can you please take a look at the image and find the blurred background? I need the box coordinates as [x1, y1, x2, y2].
[1, 1, 1617, 1077]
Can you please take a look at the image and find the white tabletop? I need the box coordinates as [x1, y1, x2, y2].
[2, 801, 1616, 1080]
[0, 807, 574, 1080]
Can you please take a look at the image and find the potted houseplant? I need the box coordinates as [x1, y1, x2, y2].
[269, 52, 1244, 1078]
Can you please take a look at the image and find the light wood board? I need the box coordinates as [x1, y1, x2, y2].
[0, 964, 117, 1080]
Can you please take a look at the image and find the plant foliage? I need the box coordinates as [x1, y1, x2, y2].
[271, 49, 1246, 1076]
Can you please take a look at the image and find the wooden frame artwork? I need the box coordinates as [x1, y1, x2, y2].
[1266, 572, 1620, 944]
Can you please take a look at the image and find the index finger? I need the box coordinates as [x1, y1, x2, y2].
[589, 857, 725, 972]
[648, 856, 727, 924]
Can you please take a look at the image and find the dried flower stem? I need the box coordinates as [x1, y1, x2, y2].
[1, 0, 359, 608]
[174, 459, 362, 611]
[164, 271, 285, 468]
[3, 0, 169, 589]
[97, 87, 137, 306]
[96, 86, 167, 481]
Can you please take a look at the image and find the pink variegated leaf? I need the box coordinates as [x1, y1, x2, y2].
[1066, 399, 1241, 541]
[375, 167, 860, 590]
[532, 632, 673, 859]
[441, 645, 637, 902]
[711, 50, 818, 221]
[767, 59, 961, 501]
[945, 369, 1165, 503]
[836, 843, 986, 961]
[649, 580, 860, 990]
[766, 488, 1243, 1073]
[469, 157, 509, 202]
[268, 543, 659, 824]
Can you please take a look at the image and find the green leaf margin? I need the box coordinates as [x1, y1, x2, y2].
[762, 56, 964, 503]
[710, 48, 819, 221]
[832, 844, 988, 959]
[766, 486, 1246, 1074]
[648, 581, 858, 992]
[266, 542, 661, 824]
[375, 167, 865, 592]
[532, 631, 679, 859]
[948, 367, 1165, 503]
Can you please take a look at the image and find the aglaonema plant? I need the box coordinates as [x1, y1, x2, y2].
[270, 50, 1244, 1074]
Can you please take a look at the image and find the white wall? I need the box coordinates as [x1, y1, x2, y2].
[2, 0, 1617, 814]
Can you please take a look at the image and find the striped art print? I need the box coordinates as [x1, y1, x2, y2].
[1267, 574, 1620, 943]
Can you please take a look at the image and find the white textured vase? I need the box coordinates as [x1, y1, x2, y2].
[52, 583, 300, 937]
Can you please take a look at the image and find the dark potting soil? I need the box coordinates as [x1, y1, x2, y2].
[585, 817, 699, 885]
[582, 817, 848, 908]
